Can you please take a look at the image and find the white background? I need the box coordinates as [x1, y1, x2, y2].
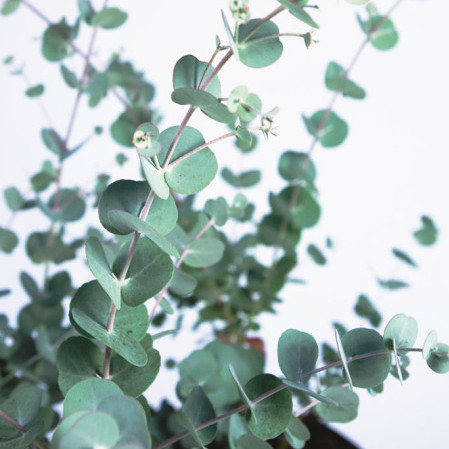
[1, 0, 448, 448]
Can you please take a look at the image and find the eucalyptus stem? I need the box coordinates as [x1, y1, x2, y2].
[240, 6, 285, 44]
[0, 410, 51, 449]
[148, 218, 215, 324]
[154, 346, 422, 449]
[168, 131, 237, 168]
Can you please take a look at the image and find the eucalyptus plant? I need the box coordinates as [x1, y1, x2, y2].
[0, 1, 448, 448]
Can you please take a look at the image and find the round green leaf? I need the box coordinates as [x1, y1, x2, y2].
[63, 378, 123, 416]
[1, 0, 22, 15]
[55, 411, 120, 449]
[71, 280, 149, 341]
[303, 110, 348, 148]
[91, 7, 127, 29]
[111, 107, 153, 147]
[113, 238, 174, 306]
[99, 180, 177, 235]
[169, 268, 197, 296]
[40, 188, 86, 222]
[341, 328, 391, 388]
[414, 215, 438, 246]
[159, 126, 218, 195]
[368, 16, 399, 51]
[173, 54, 221, 97]
[42, 19, 78, 62]
[97, 395, 151, 448]
[57, 335, 161, 398]
[4, 186, 24, 211]
[70, 281, 149, 366]
[271, 186, 321, 228]
[315, 386, 359, 423]
[0, 227, 18, 254]
[183, 237, 225, 268]
[258, 213, 301, 249]
[383, 314, 418, 351]
[244, 374, 292, 440]
[426, 343, 449, 374]
[99, 179, 150, 234]
[237, 19, 283, 68]
[278, 329, 318, 381]
[57, 337, 103, 395]
[278, 151, 316, 185]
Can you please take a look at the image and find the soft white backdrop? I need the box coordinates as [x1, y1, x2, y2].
[1, 1, 448, 448]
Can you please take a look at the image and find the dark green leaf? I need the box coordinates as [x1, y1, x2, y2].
[41, 128, 66, 158]
[244, 374, 292, 439]
[173, 54, 221, 97]
[180, 386, 217, 446]
[377, 279, 409, 290]
[86, 237, 121, 309]
[392, 248, 416, 267]
[25, 84, 44, 98]
[307, 244, 326, 265]
[413, 215, 438, 246]
[0, 227, 18, 254]
[60, 64, 80, 88]
[354, 294, 381, 327]
[278, 329, 318, 381]
[112, 238, 174, 307]
[341, 328, 391, 388]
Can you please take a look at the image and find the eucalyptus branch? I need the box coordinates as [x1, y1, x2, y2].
[273, 0, 405, 253]
[153, 346, 422, 449]
[305, 0, 404, 162]
[22, 0, 135, 118]
[148, 218, 215, 324]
